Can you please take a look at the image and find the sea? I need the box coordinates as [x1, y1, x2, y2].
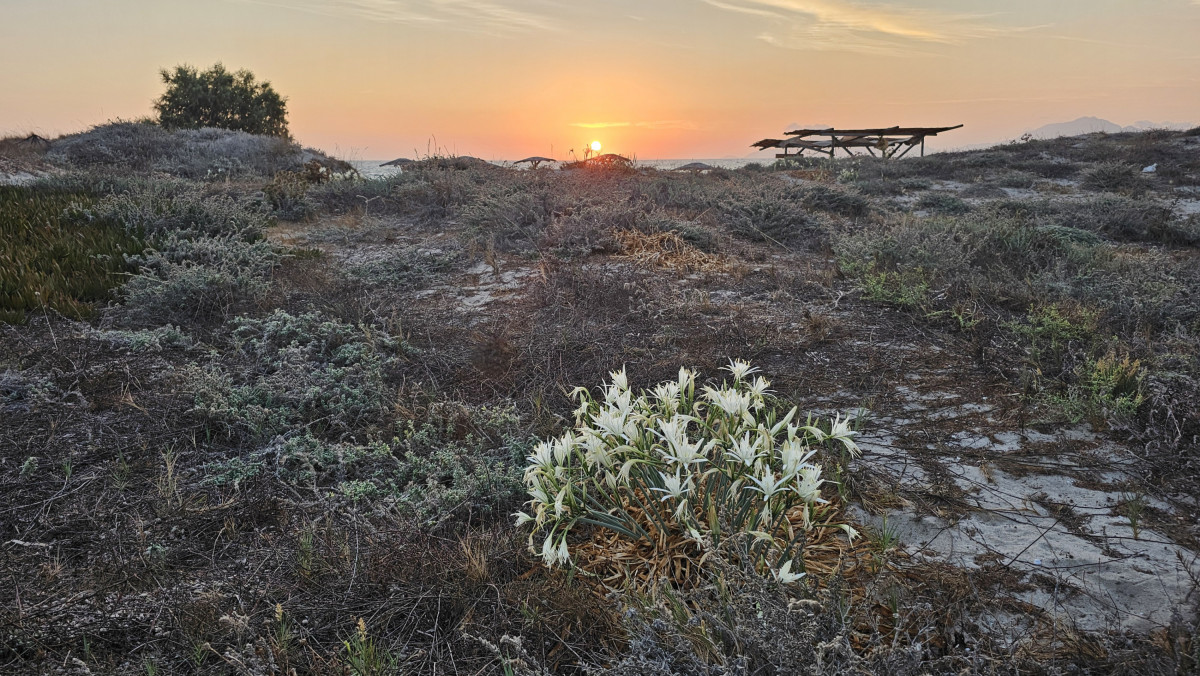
[349, 158, 762, 179]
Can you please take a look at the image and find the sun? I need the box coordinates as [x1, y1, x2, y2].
[590, 141, 602, 153]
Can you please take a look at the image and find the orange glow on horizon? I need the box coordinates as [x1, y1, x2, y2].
[1, 1, 1197, 159]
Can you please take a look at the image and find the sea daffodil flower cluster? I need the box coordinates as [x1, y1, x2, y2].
[514, 360, 861, 579]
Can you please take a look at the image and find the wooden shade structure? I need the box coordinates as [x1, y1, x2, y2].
[514, 156, 556, 169]
[753, 125, 963, 159]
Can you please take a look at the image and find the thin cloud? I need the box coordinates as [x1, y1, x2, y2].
[706, 0, 1036, 53]
[702, 0, 784, 20]
[233, 0, 556, 34]
[571, 122, 632, 129]
[570, 120, 699, 130]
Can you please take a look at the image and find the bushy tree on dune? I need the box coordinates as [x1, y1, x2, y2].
[153, 63, 289, 138]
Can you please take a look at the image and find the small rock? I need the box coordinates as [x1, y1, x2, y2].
[1143, 164, 1157, 173]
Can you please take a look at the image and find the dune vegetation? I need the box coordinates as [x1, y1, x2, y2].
[1, 123, 1199, 674]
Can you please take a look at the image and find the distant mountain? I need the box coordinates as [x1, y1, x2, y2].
[1028, 116, 1193, 139]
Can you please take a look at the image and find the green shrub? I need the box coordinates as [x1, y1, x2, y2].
[802, 185, 870, 218]
[380, 403, 529, 521]
[190, 310, 402, 439]
[345, 248, 462, 289]
[718, 184, 815, 244]
[272, 434, 393, 486]
[83, 183, 270, 241]
[83, 185, 280, 324]
[1048, 196, 1184, 245]
[264, 170, 316, 221]
[1082, 161, 1142, 194]
[516, 361, 859, 578]
[860, 268, 931, 310]
[916, 192, 971, 215]
[201, 456, 265, 489]
[392, 169, 481, 223]
[121, 235, 279, 324]
[0, 186, 144, 323]
[91, 325, 194, 352]
[1085, 351, 1146, 419]
[960, 183, 1008, 199]
[154, 63, 289, 138]
[1, 370, 56, 408]
[853, 179, 905, 197]
[1006, 303, 1098, 354]
[1048, 351, 1146, 423]
[246, 402, 527, 518]
[460, 179, 558, 250]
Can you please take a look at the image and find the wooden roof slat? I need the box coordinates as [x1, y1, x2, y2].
[783, 124, 963, 137]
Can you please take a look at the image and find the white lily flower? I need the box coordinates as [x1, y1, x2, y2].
[723, 358, 760, 382]
[609, 388, 634, 414]
[773, 559, 806, 584]
[552, 433, 575, 465]
[748, 375, 771, 396]
[665, 438, 707, 468]
[725, 433, 762, 467]
[556, 538, 571, 565]
[527, 481, 550, 507]
[704, 386, 754, 421]
[593, 409, 627, 439]
[617, 458, 638, 483]
[748, 470, 788, 501]
[793, 465, 826, 504]
[553, 485, 569, 517]
[527, 441, 554, 471]
[829, 413, 862, 457]
[650, 470, 690, 502]
[609, 367, 629, 392]
[657, 417, 686, 446]
[839, 524, 859, 542]
[678, 367, 695, 391]
[653, 381, 680, 403]
[541, 534, 558, 565]
[621, 419, 642, 443]
[513, 511, 535, 527]
[580, 431, 612, 469]
[779, 439, 816, 476]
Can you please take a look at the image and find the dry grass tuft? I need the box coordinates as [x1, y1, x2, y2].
[613, 228, 724, 272]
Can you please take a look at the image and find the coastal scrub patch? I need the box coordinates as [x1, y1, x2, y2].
[189, 310, 404, 440]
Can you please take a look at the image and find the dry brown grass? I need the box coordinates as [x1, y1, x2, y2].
[573, 491, 865, 596]
[612, 228, 724, 272]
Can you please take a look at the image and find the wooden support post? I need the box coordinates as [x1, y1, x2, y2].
[921, 137, 925, 157]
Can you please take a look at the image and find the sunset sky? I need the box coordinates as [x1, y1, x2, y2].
[2, 0, 1198, 160]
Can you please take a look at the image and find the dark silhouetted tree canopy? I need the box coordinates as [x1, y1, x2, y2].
[154, 63, 289, 138]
